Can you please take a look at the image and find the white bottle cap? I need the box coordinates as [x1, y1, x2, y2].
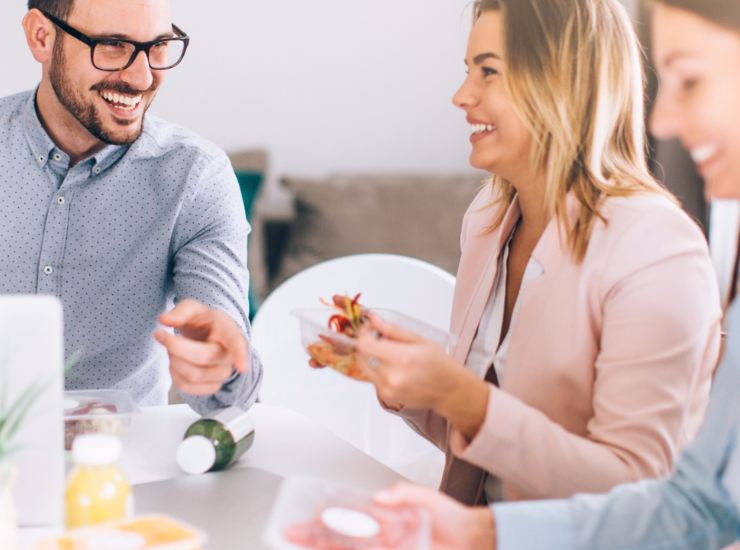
[321, 507, 380, 539]
[72, 434, 123, 466]
[176, 436, 217, 475]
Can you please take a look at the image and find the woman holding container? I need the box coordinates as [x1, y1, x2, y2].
[376, 1, 740, 548]
[352, 0, 722, 506]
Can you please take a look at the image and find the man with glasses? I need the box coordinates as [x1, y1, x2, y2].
[0, 0, 262, 413]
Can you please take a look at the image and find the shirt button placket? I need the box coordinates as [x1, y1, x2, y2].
[37, 178, 73, 296]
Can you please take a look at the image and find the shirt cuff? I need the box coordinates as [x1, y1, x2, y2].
[493, 500, 577, 550]
[221, 367, 240, 387]
[448, 384, 503, 466]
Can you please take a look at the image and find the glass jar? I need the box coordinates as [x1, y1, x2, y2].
[65, 434, 132, 528]
[176, 407, 255, 475]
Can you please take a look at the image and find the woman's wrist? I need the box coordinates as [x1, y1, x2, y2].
[435, 366, 490, 439]
[468, 507, 497, 549]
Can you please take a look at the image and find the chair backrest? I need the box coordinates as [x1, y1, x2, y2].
[252, 254, 454, 484]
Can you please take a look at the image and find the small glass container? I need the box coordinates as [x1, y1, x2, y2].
[65, 434, 133, 529]
[176, 407, 255, 475]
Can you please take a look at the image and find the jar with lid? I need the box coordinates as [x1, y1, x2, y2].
[176, 407, 255, 475]
[65, 434, 133, 528]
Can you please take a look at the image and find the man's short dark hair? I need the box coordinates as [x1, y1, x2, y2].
[28, 0, 74, 19]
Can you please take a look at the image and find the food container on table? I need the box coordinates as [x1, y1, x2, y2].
[64, 389, 139, 451]
[293, 307, 458, 381]
[34, 514, 207, 550]
[263, 477, 430, 550]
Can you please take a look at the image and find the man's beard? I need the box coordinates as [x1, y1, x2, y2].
[49, 40, 154, 146]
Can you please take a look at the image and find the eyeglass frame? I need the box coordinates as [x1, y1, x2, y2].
[40, 10, 190, 72]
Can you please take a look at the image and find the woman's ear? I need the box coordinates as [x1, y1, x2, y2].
[22, 9, 58, 64]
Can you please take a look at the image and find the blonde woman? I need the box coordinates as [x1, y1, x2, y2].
[355, 0, 722, 504]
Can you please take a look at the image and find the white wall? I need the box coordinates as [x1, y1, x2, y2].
[1, 1, 475, 180]
[1, 1, 638, 181]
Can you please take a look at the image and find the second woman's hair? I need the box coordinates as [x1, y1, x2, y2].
[475, 0, 670, 261]
[653, 0, 740, 31]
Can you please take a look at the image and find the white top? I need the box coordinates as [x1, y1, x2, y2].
[709, 199, 740, 305]
[468, 238, 543, 384]
[466, 233, 543, 503]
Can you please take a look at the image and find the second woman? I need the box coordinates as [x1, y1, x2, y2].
[356, 0, 722, 504]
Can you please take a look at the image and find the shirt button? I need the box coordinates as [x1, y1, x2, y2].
[38, 155, 45, 163]
[57, 196, 65, 205]
[53, 153, 62, 161]
[43, 265, 53, 275]
[93, 166, 102, 175]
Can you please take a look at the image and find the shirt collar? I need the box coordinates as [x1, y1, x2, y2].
[23, 91, 58, 169]
[23, 89, 128, 175]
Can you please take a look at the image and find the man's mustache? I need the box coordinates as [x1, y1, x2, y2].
[90, 82, 157, 96]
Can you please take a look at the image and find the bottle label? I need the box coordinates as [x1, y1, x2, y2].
[207, 406, 255, 442]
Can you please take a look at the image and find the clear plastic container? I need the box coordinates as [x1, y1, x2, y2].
[64, 389, 139, 451]
[34, 515, 207, 550]
[293, 307, 458, 381]
[263, 477, 430, 550]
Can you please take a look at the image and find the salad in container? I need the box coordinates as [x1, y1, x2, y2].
[294, 293, 457, 382]
[64, 389, 139, 451]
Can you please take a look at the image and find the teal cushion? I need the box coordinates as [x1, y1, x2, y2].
[234, 170, 264, 320]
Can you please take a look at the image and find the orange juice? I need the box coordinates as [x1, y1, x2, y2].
[65, 434, 132, 528]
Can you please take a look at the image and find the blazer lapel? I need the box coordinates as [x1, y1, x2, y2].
[451, 197, 522, 364]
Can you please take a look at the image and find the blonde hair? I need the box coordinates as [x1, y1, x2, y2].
[475, 0, 672, 261]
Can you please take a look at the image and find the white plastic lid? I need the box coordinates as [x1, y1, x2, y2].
[72, 434, 123, 466]
[321, 507, 380, 539]
[176, 436, 216, 475]
[63, 398, 80, 411]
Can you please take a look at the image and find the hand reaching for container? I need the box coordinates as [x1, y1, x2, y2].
[374, 483, 497, 550]
[154, 299, 250, 396]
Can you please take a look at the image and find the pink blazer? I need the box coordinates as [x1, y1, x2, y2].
[398, 186, 722, 504]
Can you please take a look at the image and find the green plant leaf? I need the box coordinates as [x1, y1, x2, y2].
[0, 378, 51, 454]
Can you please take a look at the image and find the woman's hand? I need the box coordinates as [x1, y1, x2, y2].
[357, 313, 490, 439]
[356, 313, 467, 411]
[374, 483, 496, 550]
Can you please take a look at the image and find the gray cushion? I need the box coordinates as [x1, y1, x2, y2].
[272, 173, 486, 288]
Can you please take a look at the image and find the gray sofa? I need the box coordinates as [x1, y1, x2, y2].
[250, 172, 488, 301]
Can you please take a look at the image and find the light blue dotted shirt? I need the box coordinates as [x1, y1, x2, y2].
[0, 90, 262, 414]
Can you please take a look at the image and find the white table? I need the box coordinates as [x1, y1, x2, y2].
[20, 403, 406, 548]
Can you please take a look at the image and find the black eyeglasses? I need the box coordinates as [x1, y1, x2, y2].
[41, 11, 190, 71]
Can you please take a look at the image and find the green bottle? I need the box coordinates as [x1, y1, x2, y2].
[176, 407, 255, 475]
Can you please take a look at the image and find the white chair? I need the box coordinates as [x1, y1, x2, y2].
[252, 254, 455, 486]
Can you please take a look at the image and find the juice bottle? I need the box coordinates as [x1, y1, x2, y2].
[65, 434, 133, 528]
[176, 406, 255, 475]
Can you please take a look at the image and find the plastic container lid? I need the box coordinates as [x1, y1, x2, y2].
[176, 436, 217, 475]
[72, 434, 123, 466]
[64, 389, 139, 420]
[321, 507, 380, 538]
